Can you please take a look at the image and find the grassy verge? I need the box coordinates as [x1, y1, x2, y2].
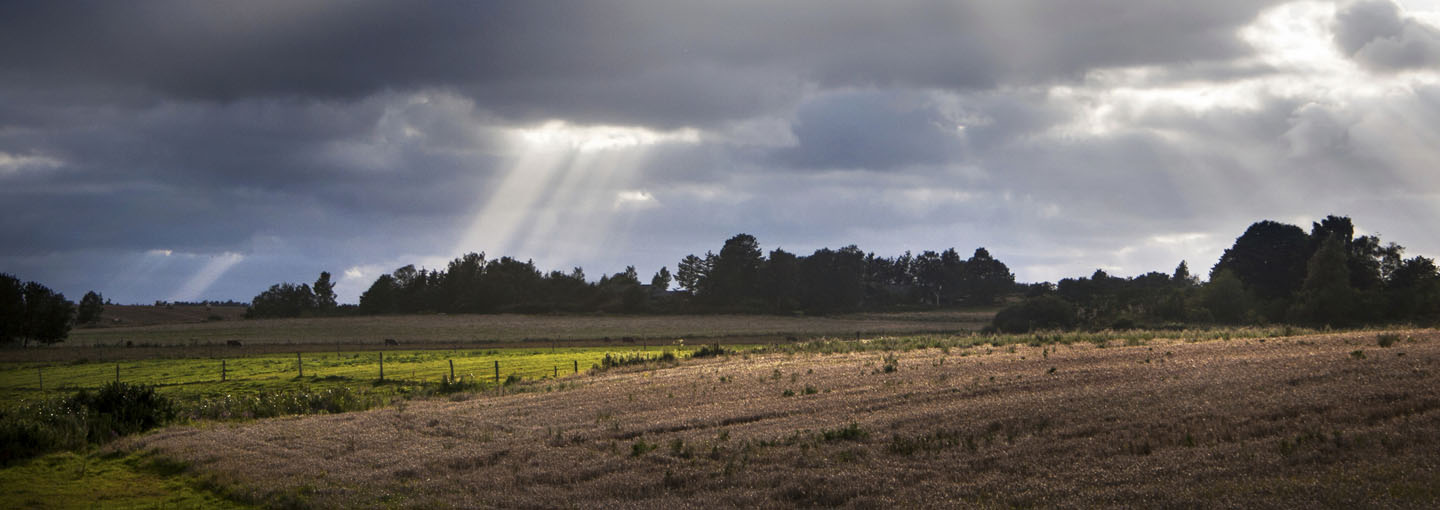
[0, 450, 252, 509]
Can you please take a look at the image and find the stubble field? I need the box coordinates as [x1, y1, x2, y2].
[121, 329, 1440, 508]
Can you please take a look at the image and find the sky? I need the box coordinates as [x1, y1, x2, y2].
[4, 0, 1440, 305]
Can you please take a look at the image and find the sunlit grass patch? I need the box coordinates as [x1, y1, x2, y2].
[0, 450, 251, 509]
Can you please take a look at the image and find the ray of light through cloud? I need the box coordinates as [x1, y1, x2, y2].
[4, 1, 1440, 302]
[455, 122, 697, 276]
[167, 252, 245, 302]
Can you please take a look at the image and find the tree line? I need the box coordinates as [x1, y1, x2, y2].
[993, 215, 1440, 332]
[1, 274, 105, 347]
[246, 234, 1018, 318]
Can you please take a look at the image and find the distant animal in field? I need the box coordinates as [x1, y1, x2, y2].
[384, 338, 400, 346]
[226, 340, 243, 347]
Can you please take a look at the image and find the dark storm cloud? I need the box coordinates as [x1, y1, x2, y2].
[0, 0, 1283, 128]
[20, 0, 1439, 305]
[1335, 0, 1440, 70]
[0, 92, 502, 257]
[773, 90, 966, 170]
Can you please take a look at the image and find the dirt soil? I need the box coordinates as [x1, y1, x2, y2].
[127, 330, 1440, 509]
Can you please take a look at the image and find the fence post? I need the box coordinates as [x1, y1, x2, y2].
[449, 359, 455, 381]
[574, 360, 578, 373]
[116, 364, 120, 383]
[379, 352, 385, 381]
[494, 360, 499, 383]
[297, 352, 303, 378]
[553, 365, 557, 378]
[222, 359, 227, 382]
[37, 368, 42, 391]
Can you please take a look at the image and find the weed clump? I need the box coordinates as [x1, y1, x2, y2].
[820, 422, 868, 442]
[599, 351, 677, 370]
[1377, 333, 1401, 348]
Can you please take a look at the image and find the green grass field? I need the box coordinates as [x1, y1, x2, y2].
[0, 344, 715, 407]
[0, 451, 253, 509]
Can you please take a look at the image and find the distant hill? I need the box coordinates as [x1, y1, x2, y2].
[86, 304, 248, 328]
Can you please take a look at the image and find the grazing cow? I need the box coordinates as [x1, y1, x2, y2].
[384, 338, 400, 346]
[226, 340, 243, 347]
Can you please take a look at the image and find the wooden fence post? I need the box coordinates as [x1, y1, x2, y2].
[222, 359, 227, 382]
[449, 359, 455, 381]
[115, 364, 120, 383]
[494, 360, 499, 383]
[297, 352, 303, 378]
[379, 352, 385, 381]
[553, 365, 557, 378]
[37, 368, 42, 391]
[574, 360, 578, 373]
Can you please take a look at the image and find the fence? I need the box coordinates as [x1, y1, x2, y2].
[2, 346, 690, 402]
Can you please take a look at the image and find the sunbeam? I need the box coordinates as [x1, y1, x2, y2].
[167, 252, 245, 302]
[455, 121, 696, 273]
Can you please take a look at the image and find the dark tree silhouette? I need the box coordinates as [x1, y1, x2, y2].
[247, 282, 316, 318]
[704, 234, 764, 305]
[0, 274, 25, 345]
[1294, 234, 1359, 327]
[359, 274, 399, 314]
[675, 253, 711, 296]
[650, 266, 672, 291]
[313, 272, 337, 312]
[2, 277, 74, 347]
[77, 290, 105, 324]
[1212, 220, 1312, 302]
[961, 247, 1015, 305]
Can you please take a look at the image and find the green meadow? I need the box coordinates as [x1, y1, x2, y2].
[0, 345, 714, 407]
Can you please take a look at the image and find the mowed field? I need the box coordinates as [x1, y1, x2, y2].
[116, 329, 1440, 508]
[59, 310, 991, 351]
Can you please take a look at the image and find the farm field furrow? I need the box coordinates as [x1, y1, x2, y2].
[121, 329, 1440, 508]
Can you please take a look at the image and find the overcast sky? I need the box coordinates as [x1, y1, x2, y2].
[5, 1, 1440, 304]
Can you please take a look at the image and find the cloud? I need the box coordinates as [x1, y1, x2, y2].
[5, 0, 1440, 306]
[772, 90, 968, 170]
[1335, 0, 1440, 70]
[0, 1, 1283, 129]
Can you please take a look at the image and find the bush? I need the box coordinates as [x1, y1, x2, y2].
[1377, 333, 1401, 348]
[68, 382, 176, 443]
[1, 382, 176, 465]
[691, 344, 729, 358]
[992, 296, 1079, 333]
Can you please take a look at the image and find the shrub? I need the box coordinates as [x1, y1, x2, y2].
[1377, 333, 1401, 348]
[68, 382, 176, 443]
[0, 400, 87, 465]
[1, 382, 176, 465]
[599, 351, 677, 369]
[691, 344, 729, 358]
[992, 296, 1078, 333]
